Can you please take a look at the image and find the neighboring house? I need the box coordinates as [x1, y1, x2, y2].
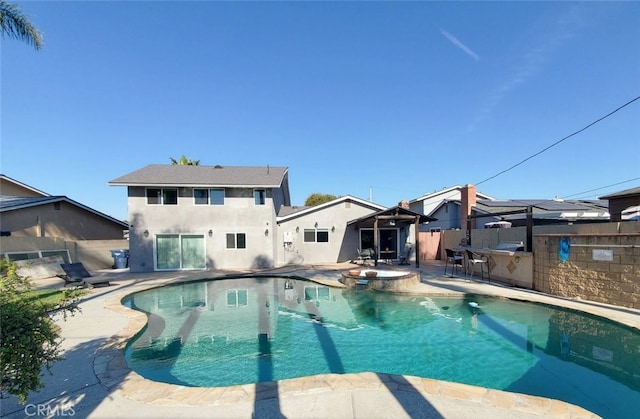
[276, 195, 387, 266]
[109, 164, 293, 272]
[600, 186, 640, 222]
[0, 174, 128, 240]
[409, 185, 495, 231]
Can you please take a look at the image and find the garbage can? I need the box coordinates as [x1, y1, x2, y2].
[110, 249, 129, 269]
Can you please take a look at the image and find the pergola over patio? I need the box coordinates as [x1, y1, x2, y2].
[347, 206, 436, 268]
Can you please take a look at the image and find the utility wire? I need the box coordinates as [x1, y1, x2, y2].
[474, 95, 640, 187]
[560, 177, 640, 199]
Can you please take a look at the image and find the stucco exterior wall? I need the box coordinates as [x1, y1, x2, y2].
[534, 234, 640, 310]
[127, 186, 279, 271]
[275, 200, 377, 266]
[1, 202, 126, 240]
[0, 237, 128, 271]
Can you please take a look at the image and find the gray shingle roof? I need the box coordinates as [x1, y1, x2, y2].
[109, 164, 288, 187]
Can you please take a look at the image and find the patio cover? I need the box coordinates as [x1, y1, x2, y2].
[347, 206, 436, 268]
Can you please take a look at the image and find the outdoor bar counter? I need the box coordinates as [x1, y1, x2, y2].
[460, 247, 534, 289]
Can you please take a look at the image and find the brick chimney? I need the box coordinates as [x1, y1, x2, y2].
[460, 184, 477, 231]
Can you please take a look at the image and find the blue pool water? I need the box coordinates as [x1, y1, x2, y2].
[123, 277, 640, 418]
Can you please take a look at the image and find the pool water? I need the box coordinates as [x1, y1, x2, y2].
[123, 277, 640, 418]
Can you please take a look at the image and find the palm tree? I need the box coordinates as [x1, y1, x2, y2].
[0, 1, 43, 49]
[170, 155, 200, 165]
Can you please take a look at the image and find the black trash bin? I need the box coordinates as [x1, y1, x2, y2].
[110, 249, 129, 269]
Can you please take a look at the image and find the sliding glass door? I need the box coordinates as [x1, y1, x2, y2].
[156, 234, 205, 270]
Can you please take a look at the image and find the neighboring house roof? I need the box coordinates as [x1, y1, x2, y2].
[599, 186, 640, 199]
[0, 195, 128, 228]
[109, 164, 289, 188]
[410, 185, 494, 216]
[0, 174, 50, 197]
[277, 195, 385, 222]
[410, 185, 495, 203]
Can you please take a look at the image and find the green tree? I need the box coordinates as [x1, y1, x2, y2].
[170, 155, 200, 165]
[304, 193, 337, 206]
[0, 1, 43, 49]
[0, 260, 81, 403]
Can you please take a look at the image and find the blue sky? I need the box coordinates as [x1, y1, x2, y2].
[2, 1, 639, 222]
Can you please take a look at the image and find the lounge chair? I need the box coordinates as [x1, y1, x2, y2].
[58, 263, 112, 288]
[356, 248, 374, 265]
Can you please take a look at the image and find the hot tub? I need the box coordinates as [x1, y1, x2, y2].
[340, 268, 420, 291]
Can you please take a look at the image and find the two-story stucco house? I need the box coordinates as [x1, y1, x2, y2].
[109, 164, 291, 272]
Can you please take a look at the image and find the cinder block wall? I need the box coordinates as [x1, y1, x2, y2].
[534, 234, 640, 310]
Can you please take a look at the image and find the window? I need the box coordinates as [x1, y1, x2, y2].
[194, 188, 224, 205]
[4, 250, 71, 263]
[254, 189, 266, 205]
[226, 233, 246, 249]
[194, 189, 209, 205]
[210, 188, 225, 205]
[303, 228, 329, 243]
[226, 289, 248, 307]
[147, 188, 178, 205]
[304, 286, 330, 301]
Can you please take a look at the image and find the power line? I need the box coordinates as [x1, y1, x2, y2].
[560, 177, 640, 199]
[474, 95, 640, 187]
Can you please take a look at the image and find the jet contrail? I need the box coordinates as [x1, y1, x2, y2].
[440, 28, 480, 61]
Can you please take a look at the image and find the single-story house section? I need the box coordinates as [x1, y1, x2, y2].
[0, 174, 128, 241]
[275, 195, 387, 266]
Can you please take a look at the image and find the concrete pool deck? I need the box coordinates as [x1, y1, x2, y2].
[3, 261, 638, 418]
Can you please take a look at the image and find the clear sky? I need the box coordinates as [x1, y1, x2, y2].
[2, 1, 639, 222]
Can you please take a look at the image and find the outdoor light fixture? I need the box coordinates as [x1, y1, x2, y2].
[314, 222, 318, 228]
[331, 226, 335, 232]
[143, 230, 149, 237]
[265, 228, 269, 236]
[208, 229, 213, 237]
[296, 226, 299, 232]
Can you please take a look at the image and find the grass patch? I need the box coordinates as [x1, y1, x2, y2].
[22, 289, 85, 310]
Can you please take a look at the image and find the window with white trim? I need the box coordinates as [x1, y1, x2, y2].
[303, 228, 329, 243]
[194, 188, 225, 205]
[226, 233, 246, 249]
[147, 188, 178, 205]
[226, 289, 248, 307]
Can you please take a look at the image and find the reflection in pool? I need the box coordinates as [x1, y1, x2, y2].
[123, 277, 640, 418]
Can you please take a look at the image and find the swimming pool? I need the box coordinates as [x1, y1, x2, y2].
[123, 276, 640, 418]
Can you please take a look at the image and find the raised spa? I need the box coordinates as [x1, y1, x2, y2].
[340, 268, 420, 290]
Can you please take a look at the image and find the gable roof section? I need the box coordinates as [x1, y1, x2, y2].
[347, 205, 437, 228]
[109, 164, 288, 188]
[0, 196, 128, 228]
[410, 185, 494, 204]
[0, 174, 50, 197]
[277, 195, 385, 222]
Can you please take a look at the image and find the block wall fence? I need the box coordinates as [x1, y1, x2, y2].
[534, 234, 640, 310]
